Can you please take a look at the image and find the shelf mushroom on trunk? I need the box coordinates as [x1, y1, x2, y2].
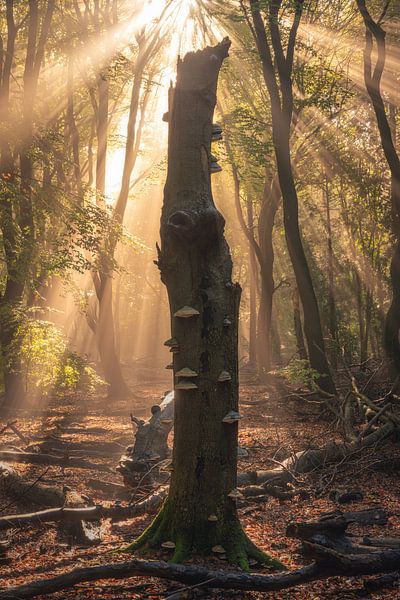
[124, 38, 282, 570]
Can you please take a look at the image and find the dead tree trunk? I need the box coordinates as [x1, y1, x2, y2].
[125, 39, 280, 570]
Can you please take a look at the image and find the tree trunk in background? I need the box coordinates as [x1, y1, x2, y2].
[354, 268, 365, 363]
[246, 199, 257, 369]
[92, 70, 129, 397]
[250, 0, 336, 394]
[92, 31, 155, 397]
[324, 177, 338, 369]
[0, 0, 55, 410]
[356, 1, 400, 377]
[126, 39, 280, 570]
[292, 287, 307, 361]
[257, 174, 280, 377]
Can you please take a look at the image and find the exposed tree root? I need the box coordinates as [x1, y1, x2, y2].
[123, 498, 283, 571]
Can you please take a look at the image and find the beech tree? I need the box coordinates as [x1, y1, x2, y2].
[249, 0, 336, 393]
[0, 0, 56, 409]
[355, 0, 400, 375]
[125, 39, 281, 569]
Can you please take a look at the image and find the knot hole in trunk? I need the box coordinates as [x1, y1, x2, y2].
[167, 207, 225, 244]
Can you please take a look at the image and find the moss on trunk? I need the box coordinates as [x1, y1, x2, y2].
[125, 38, 283, 572]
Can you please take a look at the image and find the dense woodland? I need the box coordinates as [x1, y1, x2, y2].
[1, 1, 400, 599]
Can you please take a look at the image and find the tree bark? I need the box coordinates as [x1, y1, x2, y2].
[292, 287, 307, 361]
[324, 177, 338, 368]
[356, 1, 400, 375]
[257, 173, 280, 376]
[125, 39, 280, 570]
[0, 0, 55, 410]
[247, 199, 258, 369]
[249, 0, 335, 394]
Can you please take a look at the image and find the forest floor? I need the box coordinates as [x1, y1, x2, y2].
[0, 379, 400, 599]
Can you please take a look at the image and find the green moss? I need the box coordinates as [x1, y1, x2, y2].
[123, 499, 286, 571]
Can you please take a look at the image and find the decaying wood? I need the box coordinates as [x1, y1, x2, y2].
[0, 540, 10, 566]
[0, 487, 167, 531]
[0, 450, 111, 472]
[4, 548, 400, 600]
[286, 508, 400, 577]
[363, 571, 400, 592]
[0, 463, 64, 507]
[0, 560, 320, 599]
[60, 490, 102, 546]
[2, 507, 400, 597]
[119, 391, 396, 492]
[237, 423, 394, 487]
[118, 392, 173, 485]
[86, 478, 130, 497]
[26, 439, 125, 457]
[5, 422, 30, 443]
[286, 508, 388, 539]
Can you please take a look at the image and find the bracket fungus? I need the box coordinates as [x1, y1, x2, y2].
[161, 541, 176, 549]
[222, 410, 243, 424]
[174, 306, 200, 318]
[164, 337, 178, 347]
[228, 488, 244, 500]
[210, 153, 222, 174]
[207, 514, 218, 522]
[217, 370, 232, 382]
[175, 381, 198, 390]
[212, 123, 223, 142]
[212, 545, 226, 554]
[175, 367, 198, 378]
[212, 122, 222, 135]
[165, 363, 174, 370]
[223, 317, 232, 327]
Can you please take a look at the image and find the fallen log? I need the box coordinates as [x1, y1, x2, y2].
[0, 560, 320, 599]
[286, 508, 388, 539]
[0, 487, 167, 531]
[60, 490, 102, 546]
[0, 451, 111, 472]
[0, 463, 65, 508]
[119, 394, 395, 491]
[4, 548, 400, 600]
[287, 508, 400, 573]
[304, 541, 400, 572]
[86, 478, 130, 497]
[237, 423, 394, 487]
[26, 439, 125, 456]
[363, 571, 400, 592]
[2, 505, 400, 598]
